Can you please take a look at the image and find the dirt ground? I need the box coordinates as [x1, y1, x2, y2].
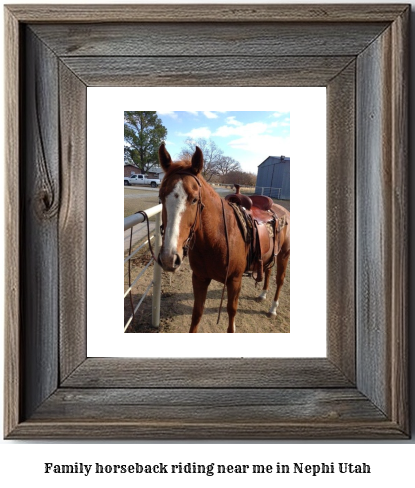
[124, 188, 290, 333]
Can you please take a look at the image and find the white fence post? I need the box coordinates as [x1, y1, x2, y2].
[152, 212, 162, 328]
[124, 203, 163, 332]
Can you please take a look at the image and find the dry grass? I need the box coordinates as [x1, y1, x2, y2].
[124, 188, 160, 218]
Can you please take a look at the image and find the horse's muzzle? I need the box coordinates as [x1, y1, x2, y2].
[158, 251, 182, 272]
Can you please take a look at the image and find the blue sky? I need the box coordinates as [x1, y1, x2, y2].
[156, 111, 290, 173]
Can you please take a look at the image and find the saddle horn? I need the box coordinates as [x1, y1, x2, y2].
[224, 183, 252, 210]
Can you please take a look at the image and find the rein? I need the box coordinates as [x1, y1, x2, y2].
[167, 171, 230, 324]
[217, 199, 230, 324]
[136, 210, 157, 261]
[150, 169, 230, 325]
[138, 172, 203, 262]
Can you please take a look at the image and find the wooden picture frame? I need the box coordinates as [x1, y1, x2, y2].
[4, 4, 409, 439]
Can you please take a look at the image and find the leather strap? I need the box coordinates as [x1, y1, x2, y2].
[175, 170, 202, 187]
[175, 171, 204, 257]
[157, 170, 205, 258]
[175, 172, 229, 324]
[137, 210, 157, 260]
[217, 199, 230, 324]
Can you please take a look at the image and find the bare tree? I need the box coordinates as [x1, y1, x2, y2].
[223, 170, 257, 186]
[215, 155, 241, 177]
[178, 137, 255, 186]
[179, 138, 224, 181]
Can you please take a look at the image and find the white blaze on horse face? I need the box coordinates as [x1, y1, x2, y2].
[164, 180, 188, 255]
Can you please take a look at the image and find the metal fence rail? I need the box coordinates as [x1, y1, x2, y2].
[124, 204, 162, 332]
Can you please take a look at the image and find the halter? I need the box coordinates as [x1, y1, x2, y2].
[160, 170, 205, 258]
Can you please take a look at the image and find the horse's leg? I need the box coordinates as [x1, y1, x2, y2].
[226, 278, 242, 333]
[189, 273, 211, 333]
[257, 266, 272, 301]
[269, 249, 290, 317]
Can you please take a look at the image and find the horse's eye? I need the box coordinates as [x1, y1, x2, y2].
[192, 198, 198, 205]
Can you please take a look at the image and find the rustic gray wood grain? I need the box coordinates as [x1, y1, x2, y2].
[62, 358, 352, 388]
[31, 22, 388, 57]
[356, 11, 408, 424]
[61, 56, 354, 87]
[6, 4, 409, 23]
[58, 63, 87, 382]
[21, 28, 60, 420]
[4, 4, 409, 440]
[388, 7, 409, 435]
[8, 385, 404, 439]
[32, 388, 386, 423]
[326, 62, 356, 383]
[4, 6, 21, 438]
[8, 421, 406, 440]
[356, 30, 389, 416]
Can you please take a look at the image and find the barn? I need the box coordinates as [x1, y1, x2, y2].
[255, 155, 290, 200]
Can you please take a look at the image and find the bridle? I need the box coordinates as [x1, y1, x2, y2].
[160, 171, 205, 258]
[176, 171, 205, 256]
[141, 169, 230, 325]
[139, 171, 204, 264]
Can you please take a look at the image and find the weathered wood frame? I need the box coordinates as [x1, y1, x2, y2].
[4, 4, 409, 439]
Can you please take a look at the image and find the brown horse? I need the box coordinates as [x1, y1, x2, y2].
[157, 143, 290, 333]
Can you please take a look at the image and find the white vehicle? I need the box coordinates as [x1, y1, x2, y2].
[124, 174, 161, 188]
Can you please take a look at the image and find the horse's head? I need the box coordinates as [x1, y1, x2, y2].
[157, 143, 204, 272]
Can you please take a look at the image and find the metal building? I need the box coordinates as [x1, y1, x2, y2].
[255, 155, 290, 200]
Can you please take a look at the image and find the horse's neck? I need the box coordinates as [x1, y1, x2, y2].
[201, 180, 222, 212]
[198, 181, 224, 235]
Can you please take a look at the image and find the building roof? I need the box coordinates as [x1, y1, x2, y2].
[124, 163, 164, 174]
[149, 166, 165, 174]
[258, 155, 290, 167]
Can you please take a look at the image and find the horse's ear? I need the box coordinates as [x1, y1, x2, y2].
[159, 143, 172, 171]
[191, 146, 204, 175]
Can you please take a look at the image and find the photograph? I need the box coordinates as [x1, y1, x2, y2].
[2, 0, 411, 447]
[123, 111, 290, 333]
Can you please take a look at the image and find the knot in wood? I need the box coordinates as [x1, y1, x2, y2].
[36, 187, 59, 219]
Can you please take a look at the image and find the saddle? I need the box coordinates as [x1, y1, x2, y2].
[225, 184, 286, 282]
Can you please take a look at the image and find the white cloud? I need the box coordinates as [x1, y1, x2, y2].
[270, 119, 290, 129]
[228, 134, 291, 158]
[214, 121, 268, 138]
[203, 111, 219, 119]
[186, 111, 199, 116]
[157, 111, 178, 119]
[182, 127, 212, 139]
[272, 111, 289, 118]
[226, 116, 243, 127]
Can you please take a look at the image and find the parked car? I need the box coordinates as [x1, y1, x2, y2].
[124, 174, 161, 187]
